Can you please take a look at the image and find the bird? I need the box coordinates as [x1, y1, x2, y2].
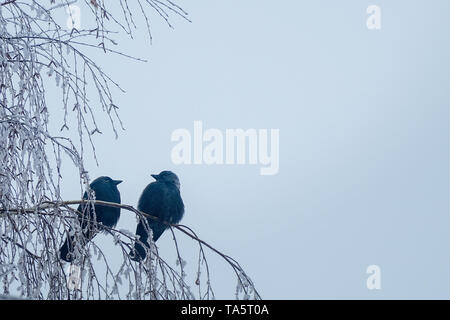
[130, 171, 184, 261]
[60, 176, 122, 262]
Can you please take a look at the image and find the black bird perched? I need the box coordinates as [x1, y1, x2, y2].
[60, 176, 122, 263]
[130, 171, 184, 261]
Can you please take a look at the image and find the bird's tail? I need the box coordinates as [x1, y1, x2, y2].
[129, 219, 153, 262]
[129, 240, 148, 262]
[59, 235, 76, 263]
[60, 224, 100, 262]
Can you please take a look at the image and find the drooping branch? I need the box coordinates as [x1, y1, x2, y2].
[0, 200, 261, 300]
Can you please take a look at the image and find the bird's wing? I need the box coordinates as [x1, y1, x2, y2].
[137, 182, 170, 241]
[137, 182, 167, 215]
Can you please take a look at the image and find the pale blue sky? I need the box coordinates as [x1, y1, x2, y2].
[48, 0, 450, 298]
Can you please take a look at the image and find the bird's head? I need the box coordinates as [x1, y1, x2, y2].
[151, 171, 180, 189]
[95, 176, 123, 188]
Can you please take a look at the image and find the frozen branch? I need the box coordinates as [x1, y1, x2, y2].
[0, 1, 259, 300]
[0, 200, 261, 300]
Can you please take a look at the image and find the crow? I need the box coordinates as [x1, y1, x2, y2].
[60, 176, 122, 262]
[130, 171, 184, 261]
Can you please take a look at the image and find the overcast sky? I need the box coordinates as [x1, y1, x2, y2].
[47, 0, 450, 299]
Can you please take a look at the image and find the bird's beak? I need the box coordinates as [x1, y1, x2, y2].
[112, 180, 123, 185]
[151, 174, 159, 181]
